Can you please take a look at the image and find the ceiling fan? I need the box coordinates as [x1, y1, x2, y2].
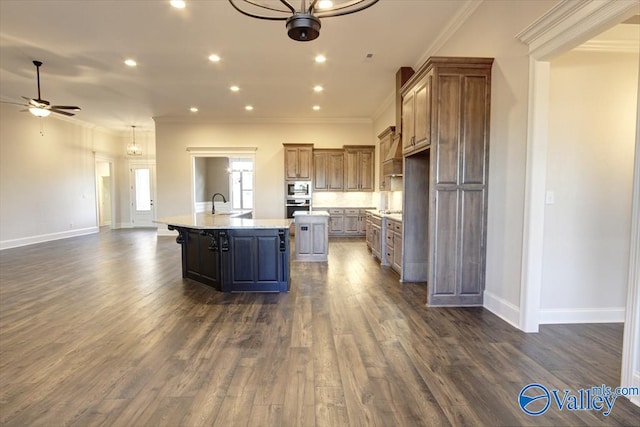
[2, 60, 81, 117]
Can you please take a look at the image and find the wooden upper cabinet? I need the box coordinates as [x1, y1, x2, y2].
[283, 144, 313, 180]
[402, 71, 432, 155]
[401, 93, 414, 153]
[344, 146, 375, 192]
[313, 149, 344, 191]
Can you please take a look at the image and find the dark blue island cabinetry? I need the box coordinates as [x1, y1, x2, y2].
[159, 214, 291, 292]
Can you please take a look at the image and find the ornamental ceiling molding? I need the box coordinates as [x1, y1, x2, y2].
[574, 39, 639, 54]
[516, 0, 639, 60]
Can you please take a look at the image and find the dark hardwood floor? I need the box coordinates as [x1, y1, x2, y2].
[1, 229, 638, 426]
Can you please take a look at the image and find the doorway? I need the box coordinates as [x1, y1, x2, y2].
[130, 162, 156, 227]
[189, 149, 256, 215]
[95, 156, 115, 230]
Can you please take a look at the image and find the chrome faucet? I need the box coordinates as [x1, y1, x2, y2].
[211, 193, 227, 214]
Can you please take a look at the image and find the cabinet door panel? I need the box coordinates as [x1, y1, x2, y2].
[435, 74, 461, 185]
[359, 150, 375, 191]
[285, 148, 300, 179]
[298, 148, 313, 180]
[432, 189, 458, 296]
[230, 236, 255, 282]
[257, 236, 279, 282]
[460, 189, 485, 295]
[344, 151, 359, 191]
[402, 94, 414, 152]
[327, 152, 344, 190]
[311, 223, 327, 254]
[461, 75, 489, 185]
[313, 152, 327, 191]
[414, 74, 431, 147]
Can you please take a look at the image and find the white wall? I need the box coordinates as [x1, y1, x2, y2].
[0, 103, 130, 248]
[154, 119, 374, 226]
[540, 49, 638, 323]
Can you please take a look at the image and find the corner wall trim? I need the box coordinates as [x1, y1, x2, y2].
[483, 290, 520, 329]
[0, 227, 99, 250]
[539, 307, 626, 324]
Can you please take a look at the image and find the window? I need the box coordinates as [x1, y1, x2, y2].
[229, 159, 253, 210]
[134, 168, 151, 211]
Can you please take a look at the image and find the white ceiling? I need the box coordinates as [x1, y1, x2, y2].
[0, 0, 470, 133]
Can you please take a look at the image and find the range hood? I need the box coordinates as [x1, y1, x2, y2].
[380, 67, 414, 179]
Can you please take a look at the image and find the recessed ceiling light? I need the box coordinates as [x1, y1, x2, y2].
[230, 85, 240, 92]
[190, 107, 198, 113]
[245, 105, 254, 111]
[313, 85, 323, 92]
[208, 54, 221, 62]
[170, 0, 186, 9]
[124, 59, 137, 67]
[315, 55, 326, 63]
[313, 105, 321, 111]
[317, 0, 333, 9]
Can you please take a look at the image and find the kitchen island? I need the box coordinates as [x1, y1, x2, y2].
[156, 212, 292, 292]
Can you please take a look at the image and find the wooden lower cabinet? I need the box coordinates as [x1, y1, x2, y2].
[385, 218, 402, 275]
[321, 207, 373, 237]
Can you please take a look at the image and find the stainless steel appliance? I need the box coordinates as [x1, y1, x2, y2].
[286, 181, 311, 198]
[285, 180, 312, 219]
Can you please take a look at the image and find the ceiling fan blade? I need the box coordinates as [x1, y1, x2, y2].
[50, 108, 75, 116]
[0, 100, 29, 107]
[50, 105, 81, 111]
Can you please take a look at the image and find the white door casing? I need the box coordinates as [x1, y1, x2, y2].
[130, 161, 156, 227]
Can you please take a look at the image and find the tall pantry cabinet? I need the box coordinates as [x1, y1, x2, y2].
[401, 57, 493, 307]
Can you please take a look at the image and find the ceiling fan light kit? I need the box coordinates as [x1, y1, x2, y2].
[28, 107, 51, 117]
[0, 60, 82, 118]
[228, 0, 379, 41]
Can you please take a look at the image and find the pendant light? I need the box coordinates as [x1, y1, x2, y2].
[228, 0, 380, 42]
[126, 125, 142, 156]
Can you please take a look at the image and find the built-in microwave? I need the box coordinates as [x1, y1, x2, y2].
[286, 181, 311, 198]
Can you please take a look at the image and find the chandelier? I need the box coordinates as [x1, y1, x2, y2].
[228, 0, 380, 42]
[126, 126, 142, 156]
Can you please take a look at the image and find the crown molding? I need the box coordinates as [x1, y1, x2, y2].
[516, 0, 639, 60]
[413, 0, 484, 69]
[153, 115, 372, 125]
[574, 39, 639, 53]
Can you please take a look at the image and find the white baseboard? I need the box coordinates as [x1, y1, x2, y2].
[116, 222, 134, 229]
[0, 227, 99, 250]
[632, 372, 640, 406]
[539, 307, 625, 324]
[483, 290, 520, 329]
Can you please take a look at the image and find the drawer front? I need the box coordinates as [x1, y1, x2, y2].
[386, 229, 394, 245]
[385, 220, 393, 229]
[329, 208, 344, 215]
[371, 216, 382, 227]
[393, 221, 402, 232]
[345, 208, 359, 215]
[386, 247, 394, 263]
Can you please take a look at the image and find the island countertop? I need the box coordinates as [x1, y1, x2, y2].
[156, 212, 292, 230]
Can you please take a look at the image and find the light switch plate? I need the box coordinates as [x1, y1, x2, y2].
[545, 191, 555, 205]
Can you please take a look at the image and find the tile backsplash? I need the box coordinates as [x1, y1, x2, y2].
[312, 191, 404, 211]
[313, 192, 378, 208]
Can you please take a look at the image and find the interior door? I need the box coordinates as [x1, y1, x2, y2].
[131, 164, 156, 227]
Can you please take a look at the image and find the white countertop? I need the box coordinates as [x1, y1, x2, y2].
[365, 209, 403, 222]
[156, 212, 291, 230]
[293, 211, 330, 217]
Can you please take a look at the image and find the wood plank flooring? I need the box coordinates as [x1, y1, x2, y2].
[1, 229, 639, 426]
